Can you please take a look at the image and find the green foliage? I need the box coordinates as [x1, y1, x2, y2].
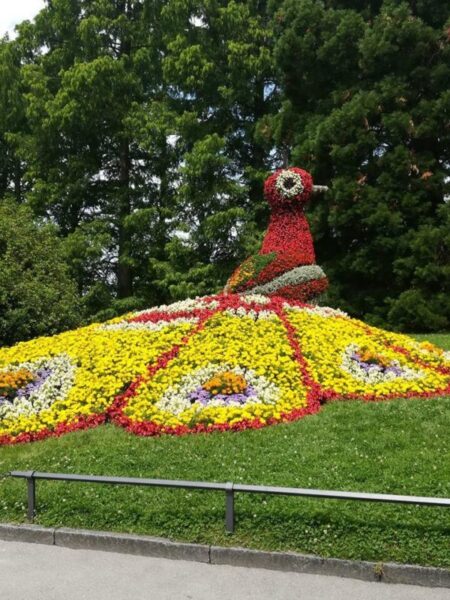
[0, 0, 448, 336]
[153, 0, 278, 295]
[228, 251, 277, 290]
[0, 39, 27, 203]
[271, 0, 450, 330]
[0, 201, 81, 346]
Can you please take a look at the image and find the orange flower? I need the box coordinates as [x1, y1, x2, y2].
[0, 368, 35, 396]
[203, 371, 247, 395]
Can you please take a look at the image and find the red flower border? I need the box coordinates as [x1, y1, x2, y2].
[1, 294, 449, 446]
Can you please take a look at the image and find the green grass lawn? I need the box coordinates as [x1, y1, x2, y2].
[1, 334, 449, 568]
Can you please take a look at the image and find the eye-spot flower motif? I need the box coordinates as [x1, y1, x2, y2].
[342, 344, 423, 384]
[275, 169, 305, 199]
[156, 365, 279, 416]
[0, 355, 76, 420]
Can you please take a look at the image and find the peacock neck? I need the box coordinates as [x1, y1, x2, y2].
[260, 206, 316, 264]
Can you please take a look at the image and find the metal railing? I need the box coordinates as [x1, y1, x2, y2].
[9, 470, 450, 534]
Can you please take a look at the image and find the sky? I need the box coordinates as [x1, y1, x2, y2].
[1, 0, 46, 37]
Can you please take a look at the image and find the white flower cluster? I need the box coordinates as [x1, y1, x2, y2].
[341, 344, 423, 384]
[239, 294, 270, 305]
[101, 317, 199, 332]
[0, 354, 76, 420]
[275, 169, 304, 199]
[247, 264, 326, 296]
[156, 364, 280, 415]
[132, 297, 219, 318]
[285, 304, 349, 318]
[224, 308, 275, 320]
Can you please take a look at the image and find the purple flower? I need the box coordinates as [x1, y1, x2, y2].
[351, 352, 405, 378]
[14, 368, 53, 400]
[189, 382, 256, 407]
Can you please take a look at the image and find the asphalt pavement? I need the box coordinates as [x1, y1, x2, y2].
[1, 540, 449, 600]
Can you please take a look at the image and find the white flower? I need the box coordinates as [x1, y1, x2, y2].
[0, 354, 76, 420]
[284, 303, 348, 318]
[224, 308, 275, 320]
[100, 317, 199, 332]
[275, 169, 304, 199]
[156, 364, 279, 415]
[341, 344, 422, 384]
[246, 265, 326, 296]
[132, 297, 212, 317]
[239, 294, 270, 305]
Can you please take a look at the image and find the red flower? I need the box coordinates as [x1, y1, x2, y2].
[225, 167, 328, 302]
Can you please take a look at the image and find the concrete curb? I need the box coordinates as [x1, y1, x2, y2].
[55, 527, 210, 563]
[0, 523, 449, 589]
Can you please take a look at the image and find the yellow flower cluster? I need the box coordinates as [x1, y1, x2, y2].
[285, 310, 449, 396]
[357, 346, 391, 368]
[124, 313, 308, 428]
[1, 293, 448, 444]
[0, 320, 195, 438]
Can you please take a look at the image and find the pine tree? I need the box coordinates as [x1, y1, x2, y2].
[272, 0, 450, 330]
[0, 38, 27, 203]
[148, 0, 279, 298]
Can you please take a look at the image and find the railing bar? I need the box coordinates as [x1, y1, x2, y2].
[10, 471, 226, 491]
[9, 471, 450, 507]
[233, 484, 450, 506]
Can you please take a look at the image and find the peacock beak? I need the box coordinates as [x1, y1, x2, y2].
[312, 185, 329, 194]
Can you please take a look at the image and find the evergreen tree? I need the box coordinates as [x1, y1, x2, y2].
[272, 0, 450, 330]
[0, 38, 27, 203]
[0, 200, 80, 346]
[149, 0, 279, 298]
[0, 0, 448, 332]
[10, 0, 176, 312]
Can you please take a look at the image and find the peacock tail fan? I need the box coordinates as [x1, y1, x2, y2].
[1, 293, 448, 445]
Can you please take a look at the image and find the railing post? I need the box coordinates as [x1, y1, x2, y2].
[25, 471, 36, 522]
[225, 482, 235, 533]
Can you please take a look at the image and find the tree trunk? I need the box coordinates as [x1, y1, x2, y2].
[117, 137, 133, 298]
[117, 0, 133, 299]
[14, 159, 22, 203]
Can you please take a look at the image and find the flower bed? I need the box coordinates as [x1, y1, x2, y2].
[0, 293, 449, 445]
[225, 168, 328, 301]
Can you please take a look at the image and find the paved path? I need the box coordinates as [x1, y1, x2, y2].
[0, 540, 448, 600]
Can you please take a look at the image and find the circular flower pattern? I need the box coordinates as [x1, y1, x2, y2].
[342, 344, 422, 384]
[264, 167, 313, 207]
[0, 354, 76, 420]
[275, 169, 304, 199]
[156, 365, 279, 415]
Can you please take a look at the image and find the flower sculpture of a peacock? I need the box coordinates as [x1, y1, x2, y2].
[225, 167, 328, 303]
[1, 167, 449, 445]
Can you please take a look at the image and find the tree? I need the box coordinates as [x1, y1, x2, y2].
[1, 0, 448, 332]
[271, 0, 450, 330]
[148, 0, 279, 298]
[0, 200, 80, 346]
[10, 0, 175, 311]
[0, 38, 27, 203]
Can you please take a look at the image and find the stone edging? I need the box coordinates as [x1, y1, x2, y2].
[0, 523, 449, 589]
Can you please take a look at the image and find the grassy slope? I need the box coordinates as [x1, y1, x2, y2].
[0, 334, 449, 567]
